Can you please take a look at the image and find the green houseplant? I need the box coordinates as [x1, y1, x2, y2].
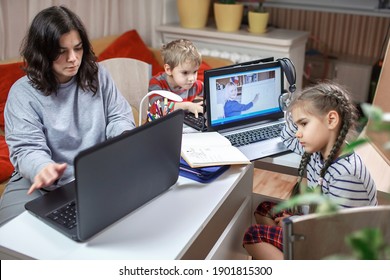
[248, 0, 269, 34]
[214, 0, 244, 32]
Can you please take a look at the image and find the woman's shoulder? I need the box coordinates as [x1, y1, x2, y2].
[9, 76, 34, 97]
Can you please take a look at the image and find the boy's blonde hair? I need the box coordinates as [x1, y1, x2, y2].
[161, 39, 202, 69]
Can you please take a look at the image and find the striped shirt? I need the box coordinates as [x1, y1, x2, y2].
[281, 123, 378, 208]
[148, 72, 203, 105]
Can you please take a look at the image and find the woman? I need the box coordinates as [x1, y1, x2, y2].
[0, 6, 135, 225]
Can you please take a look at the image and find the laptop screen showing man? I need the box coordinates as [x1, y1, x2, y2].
[204, 61, 288, 160]
[25, 110, 184, 242]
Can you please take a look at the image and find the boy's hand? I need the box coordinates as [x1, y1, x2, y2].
[187, 101, 204, 118]
[174, 101, 204, 118]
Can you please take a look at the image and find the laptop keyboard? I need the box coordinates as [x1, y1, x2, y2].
[225, 123, 284, 147]
[47, 200, 77, 229]
[184, 112, 206, 131]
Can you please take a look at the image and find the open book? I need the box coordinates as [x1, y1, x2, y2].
[181, 132, 251, 168]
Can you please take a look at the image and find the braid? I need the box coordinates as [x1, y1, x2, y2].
[287, 81, 358, 194]
[298, 152, 311, 178]
[319, 89, 355, 184]
[291, 152, 311, 196]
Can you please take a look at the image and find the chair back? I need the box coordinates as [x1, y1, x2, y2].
[283, 205, 390, 259]
[100, 58, 151, 126]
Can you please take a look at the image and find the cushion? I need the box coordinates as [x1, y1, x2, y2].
[98, 29, 164, 76]
[0, 135, 13, 183]
[198, 60, 211, 83]
[0, 62, 25, 132]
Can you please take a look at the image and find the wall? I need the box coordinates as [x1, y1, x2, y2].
[0, 0, 164, 60]
[266, 6, 390, 62]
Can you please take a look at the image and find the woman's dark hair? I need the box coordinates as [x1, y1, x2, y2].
[20, 5, 98, 95]
[287, 82, 359, 193]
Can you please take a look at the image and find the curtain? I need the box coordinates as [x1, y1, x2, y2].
[0, 0, 164, 60]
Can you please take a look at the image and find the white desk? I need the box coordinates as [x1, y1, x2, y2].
[254, 151, 301, 176]
[0, 164, 253, 260]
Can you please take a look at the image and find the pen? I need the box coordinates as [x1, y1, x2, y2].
[156, 100, 163, 116]
[167, 101, 174, 113]
[147, 112, 155, 121]
[163, 98, 168, 115]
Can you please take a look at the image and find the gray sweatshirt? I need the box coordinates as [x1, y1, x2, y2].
[5, 64, 135, 187]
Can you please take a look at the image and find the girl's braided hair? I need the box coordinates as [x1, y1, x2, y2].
[287, 82, 359, 194]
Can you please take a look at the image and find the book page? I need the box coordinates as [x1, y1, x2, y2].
[182, 132, 232, 148]
[181, 132, 250, 167]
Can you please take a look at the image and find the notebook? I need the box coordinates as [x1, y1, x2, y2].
[204, 61, 288, 161]
[24, 109, 184, 242]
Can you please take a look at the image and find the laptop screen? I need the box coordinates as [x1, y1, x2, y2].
[204, 61, 284, 132]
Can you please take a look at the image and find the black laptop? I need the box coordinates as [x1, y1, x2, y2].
[25, 110, 184, 242]
[204, 61, 288, 161]
[183, 58, 275, 132]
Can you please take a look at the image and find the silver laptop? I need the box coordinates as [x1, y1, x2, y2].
[204, 61, 288, 161]
[25, 110, 184, 242]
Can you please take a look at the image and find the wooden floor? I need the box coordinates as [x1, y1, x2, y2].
[252, 168, 390, 205]
[252, 168, 296, 200]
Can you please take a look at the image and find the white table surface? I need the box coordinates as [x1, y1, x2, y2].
[0, 165, 250, 260]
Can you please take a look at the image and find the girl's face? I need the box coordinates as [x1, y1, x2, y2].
[165, 59, 198, 90]
[52, 30, 84, 84]
[291, 105, 339, 158]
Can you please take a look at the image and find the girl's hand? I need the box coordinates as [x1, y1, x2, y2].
[28, 163, 67, 194]
[274, 213, 291, 226]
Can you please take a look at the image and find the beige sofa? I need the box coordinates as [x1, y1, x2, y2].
[0, 33, 233, 194]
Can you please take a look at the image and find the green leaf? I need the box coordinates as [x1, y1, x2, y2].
[343, 138, 370, 154]
[346, 228, 385, 260]
[361, 103, 383, 122]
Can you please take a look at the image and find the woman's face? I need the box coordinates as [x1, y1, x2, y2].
[52, 30, 84, 83]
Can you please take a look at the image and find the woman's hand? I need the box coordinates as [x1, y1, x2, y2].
[28, 163, 67, 194]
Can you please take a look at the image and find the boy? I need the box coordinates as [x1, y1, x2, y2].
[148, 39, 203, 117]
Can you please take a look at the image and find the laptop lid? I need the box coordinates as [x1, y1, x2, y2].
[204, 61, 284, 132]
[25, 109, 184, 242]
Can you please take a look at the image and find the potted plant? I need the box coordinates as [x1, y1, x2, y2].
[177, 0, 211, 29]
[214, 0, 244, 32]
[248, 0, 269, 34]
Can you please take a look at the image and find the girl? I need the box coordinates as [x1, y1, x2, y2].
[243, 82, 378, 260]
